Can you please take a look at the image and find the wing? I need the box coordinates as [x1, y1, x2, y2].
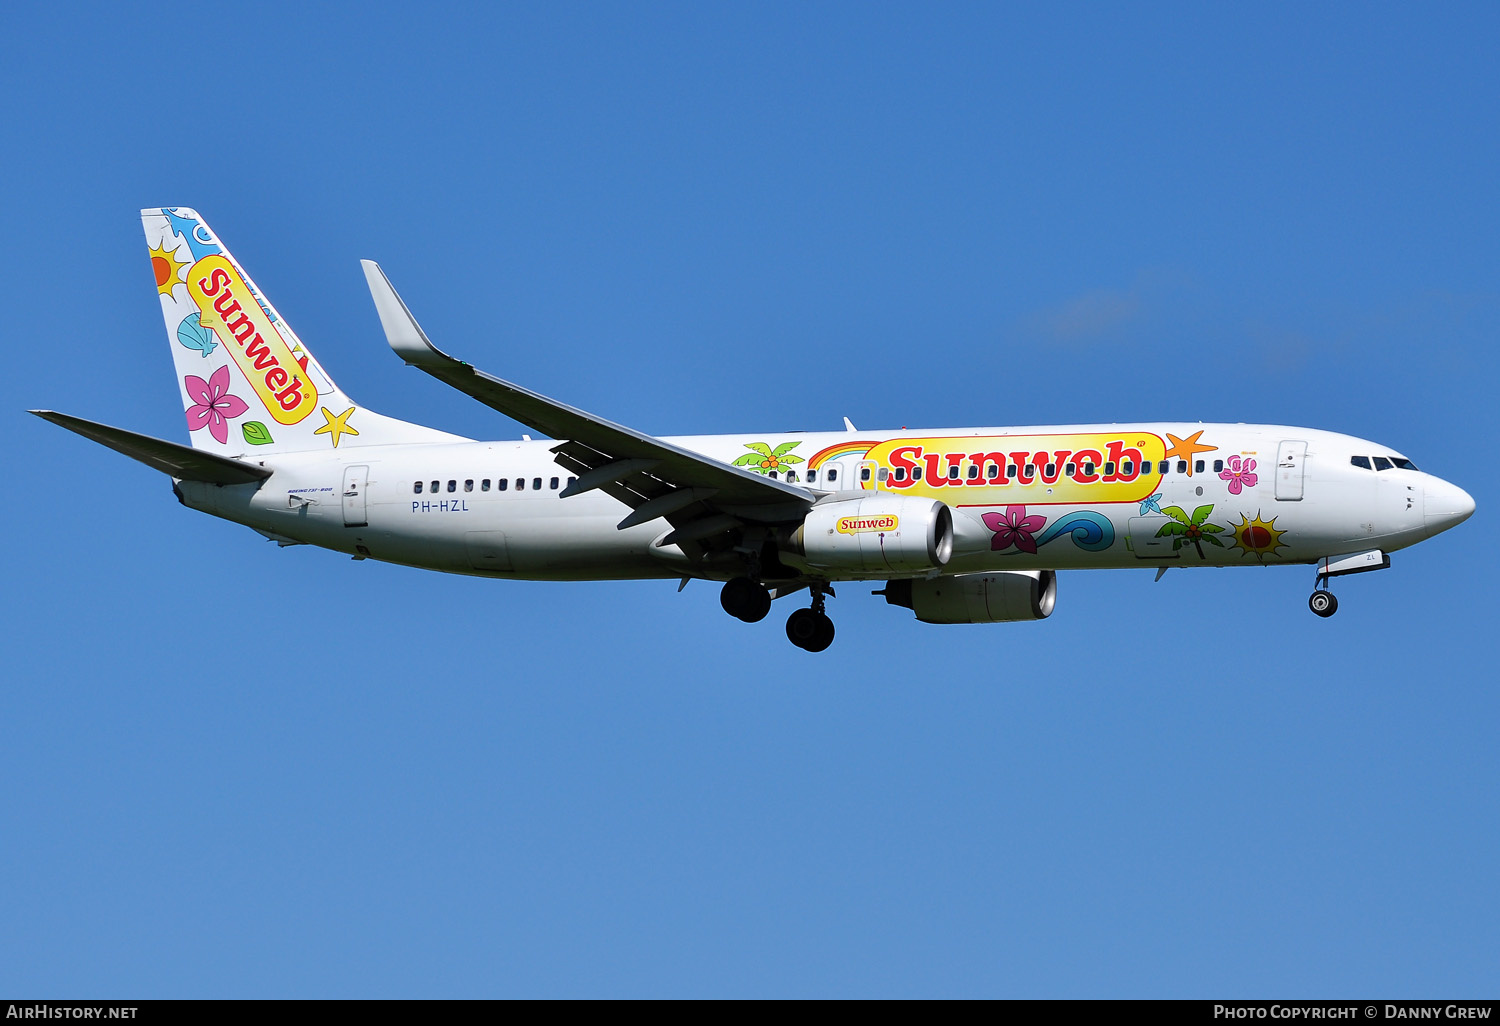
[31, 410, 272, 486]
[362, 261, 815, 562]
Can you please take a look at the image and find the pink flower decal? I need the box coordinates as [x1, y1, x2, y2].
[981, 505, 1048, 553]
[1219, 455, 1258, 495]
[184, 365, 249, 445]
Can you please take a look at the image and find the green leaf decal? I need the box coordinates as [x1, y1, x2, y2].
[732, 453, 763, 467]
[744, 442, 774, 457]
[1190, 504, 1214, 525]
[771, 441, 802, 457]
[242, 421, 274, 446]
[1160, 505, 1190, 525]
[777, 453, 805, 465]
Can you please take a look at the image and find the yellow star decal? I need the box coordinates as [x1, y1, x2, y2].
[313, 405, 359, 448]
[149, 242, 188, 296]
[1162, 430, 1218, 476]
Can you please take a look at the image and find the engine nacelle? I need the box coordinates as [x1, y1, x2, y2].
[791, 495, 954, 574]
[881, 570, 1056, 624]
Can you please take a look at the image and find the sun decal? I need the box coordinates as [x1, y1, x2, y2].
[150, 242, 188, 296]
[1231, 511, 1288, 561]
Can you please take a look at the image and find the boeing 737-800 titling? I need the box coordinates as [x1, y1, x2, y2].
[33, 209, 1476, 651]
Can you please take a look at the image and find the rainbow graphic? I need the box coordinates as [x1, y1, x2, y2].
[805, 440, 878, 470]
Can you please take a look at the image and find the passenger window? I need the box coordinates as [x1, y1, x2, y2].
[447, 480, 456, 493]
[912, 466, 922, 481]
[808, 470, 818, 483]
[1373, 457, 1393, 471]
[1103, 462, 1114, 476]
[1195, 460, 1204, 474]
[1042, 464, 1053, 477]
[1213, 460, 1223, 473]
[413, 481, 423, 494]
[481, 479, 490, 491]
[1159, 461, 1170, 474]
[1065, 463, 1076, 477]
[532, 477, 542, 490]
[430, 480, 439, 493]
[1122, 461, 1132, 475]
[1392, 457, 1418, 471]
[1008, 465, 1019, 479]
[1177, 461, 1187, 474]
[568, 477, 577, 487]
[862, 467, 874, 482]
[464, 479, 474, 492]
[892, 467, 905, 482]
[1351, 456, 1371, 470]
[786, 470, 798, 483]
[768, 471, 778, 479]
[516, 478, 525, 491]
[878, 468, 888, 482]
[827, 468, 838, 482]
[946, 465, 958, 480]
[1082, 462, 1095, 476]
[967, 464, 980, 480]
[497, 478, 508, 491]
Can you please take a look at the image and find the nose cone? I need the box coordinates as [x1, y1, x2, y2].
[1424, 477, 1476, 534]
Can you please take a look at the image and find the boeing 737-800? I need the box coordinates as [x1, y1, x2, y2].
[32, 209, 1476, 651]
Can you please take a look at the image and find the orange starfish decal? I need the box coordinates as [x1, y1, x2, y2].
[1162, 430, 1217, 477]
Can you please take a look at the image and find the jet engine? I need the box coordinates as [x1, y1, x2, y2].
[879, 570, 1056, 624]
[789, 495, 953, 574]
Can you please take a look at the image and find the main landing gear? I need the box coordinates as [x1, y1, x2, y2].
[785, 586, 835, 653]
[719, 577, 837, 651]
[720, 576, 772, 623]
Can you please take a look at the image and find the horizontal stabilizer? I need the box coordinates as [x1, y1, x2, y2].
[30, 410, 272, 485]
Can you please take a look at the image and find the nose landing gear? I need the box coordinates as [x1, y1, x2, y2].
[1308, 588, 1338, 617]
[786, 585, 836, 652]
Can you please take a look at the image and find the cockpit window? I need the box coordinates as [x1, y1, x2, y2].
[1392, 457, 1419, 471]
[1351, 456, 1371, 470]
[1373, 456, 1393, 471]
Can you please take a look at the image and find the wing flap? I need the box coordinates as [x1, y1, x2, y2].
[31, 410, 272, 486]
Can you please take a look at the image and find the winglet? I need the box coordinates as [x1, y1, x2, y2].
[361, 259, 448, 367]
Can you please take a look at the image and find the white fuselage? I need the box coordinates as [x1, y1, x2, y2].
[175, 422, 1472, 583]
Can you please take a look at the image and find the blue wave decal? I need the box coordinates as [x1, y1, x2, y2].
[162, 208, 221, 261]
[1034, 510, 1115, 551]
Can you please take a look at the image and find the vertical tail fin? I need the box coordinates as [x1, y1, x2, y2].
[144, 207, 459, 454]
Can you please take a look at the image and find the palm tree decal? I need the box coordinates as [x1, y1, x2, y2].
[1156, 504, 1225, 558]
[732, 441, 805, 474]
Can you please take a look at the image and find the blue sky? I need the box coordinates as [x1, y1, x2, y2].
[2, 2, 1497, 997]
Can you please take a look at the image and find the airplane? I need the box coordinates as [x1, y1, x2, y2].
[32, 208, 1476, 651]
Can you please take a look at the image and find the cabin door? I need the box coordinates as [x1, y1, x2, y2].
[342, 465, 369, 527]
[1275, 441, 1307, 501]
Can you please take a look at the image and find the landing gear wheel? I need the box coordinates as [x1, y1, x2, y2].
[1309, 590, 1338, 617]
[721, 577, 771, 623]
[807, 612, 835, 652]
[786, 608, 836, 651]
[786, 607, 819, 648]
